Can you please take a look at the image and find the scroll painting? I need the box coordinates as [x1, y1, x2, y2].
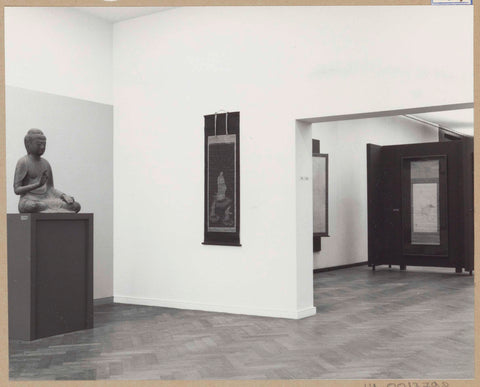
[203, 112, 240, 246]
[410, 159, 441, 245]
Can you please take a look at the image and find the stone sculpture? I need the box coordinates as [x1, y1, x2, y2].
[14, 129, 81, 213]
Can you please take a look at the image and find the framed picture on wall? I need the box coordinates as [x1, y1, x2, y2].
[313, 153, 329, 237]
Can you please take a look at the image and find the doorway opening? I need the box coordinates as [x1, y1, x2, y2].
[295, 102, 474, 304]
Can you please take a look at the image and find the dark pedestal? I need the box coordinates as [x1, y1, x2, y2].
[7, 213, 93, 340]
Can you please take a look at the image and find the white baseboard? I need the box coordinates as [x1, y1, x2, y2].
[113, 296, 317, 320]
[295, 306, 317, 319]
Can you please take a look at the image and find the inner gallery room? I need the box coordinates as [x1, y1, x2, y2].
[2, 4, 475, 381]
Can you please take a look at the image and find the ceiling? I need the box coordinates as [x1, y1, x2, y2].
[413, 109, 474, 136]
[75, 7, 173, 23]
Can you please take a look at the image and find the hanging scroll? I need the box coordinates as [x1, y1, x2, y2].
[203, 112, 240, 246]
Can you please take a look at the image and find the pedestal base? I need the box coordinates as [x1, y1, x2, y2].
[8, 213, 93, 340]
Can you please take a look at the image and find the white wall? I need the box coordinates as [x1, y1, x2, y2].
[113, 6, 472, 318]
[312, 116, 439, 270]
[4, 8, 114, 299]
[5, 7, 113, 105]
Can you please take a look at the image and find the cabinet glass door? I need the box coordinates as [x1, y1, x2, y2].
[402, 156, 448, 256]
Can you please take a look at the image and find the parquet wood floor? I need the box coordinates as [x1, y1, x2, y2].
[9, 266, 474, 380]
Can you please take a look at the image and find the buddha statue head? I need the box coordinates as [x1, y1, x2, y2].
[24, 128, 47, 156]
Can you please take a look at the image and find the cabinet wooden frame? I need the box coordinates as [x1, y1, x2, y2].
[367, 139, 473, 273]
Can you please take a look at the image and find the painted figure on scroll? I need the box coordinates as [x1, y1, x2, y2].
[13, 129, 81, 213]
[209, 171, 234, 227]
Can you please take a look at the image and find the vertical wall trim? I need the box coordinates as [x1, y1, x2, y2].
[295, 120, 316, 313]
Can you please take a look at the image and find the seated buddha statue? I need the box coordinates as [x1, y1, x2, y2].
[14, 129, 81, 214]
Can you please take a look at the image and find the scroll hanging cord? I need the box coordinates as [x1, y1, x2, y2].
[214, 110, 229, 136]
